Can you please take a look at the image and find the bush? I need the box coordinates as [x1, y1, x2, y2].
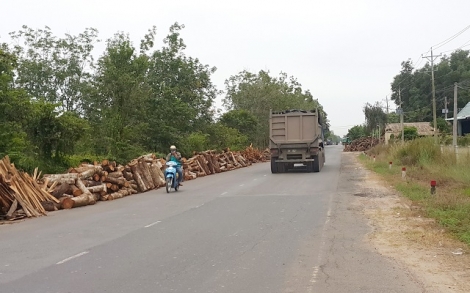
[396, 137, 441, 166]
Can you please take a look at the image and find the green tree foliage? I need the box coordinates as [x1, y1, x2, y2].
[363, 102, 387, 134]
[0, 24, 331, 172]
[223, 70, 329, 147]
[218, 109, 258, 142]
[347, 125, 366, 141]
[391, 50, 470, 122]
[9, 26, 99, 113]
[435, 117, 451, 134]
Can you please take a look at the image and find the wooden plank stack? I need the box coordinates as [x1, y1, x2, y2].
[0, 156, 59, 220]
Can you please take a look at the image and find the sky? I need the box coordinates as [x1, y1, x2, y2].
[2, 0, 470, 136]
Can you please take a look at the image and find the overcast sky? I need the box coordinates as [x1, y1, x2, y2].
[2, 0, 470, 136]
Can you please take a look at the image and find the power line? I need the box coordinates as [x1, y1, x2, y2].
[432, 24, 470, 50]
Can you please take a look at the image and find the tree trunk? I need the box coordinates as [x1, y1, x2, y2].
[129, 160, 147, 192]
[51, 183, 72, 199]
[41, 201, 57, 212]
[138, 159, 155, 190]
[79, 166, 103, 180]
[122, 170, 134, 181]
[87, 184, 107, 194]
[104, 176, 127, 187]
[59, 196, 74, 209]
[71, 185, 83, 197]
[107, 171, 123, 178]
[108, 189, 129, 200]
[44, 173, 78, 184]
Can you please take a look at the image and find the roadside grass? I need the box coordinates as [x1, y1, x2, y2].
[358, 138, 470, 246]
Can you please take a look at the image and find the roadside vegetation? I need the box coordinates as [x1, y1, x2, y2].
[360, 137, 470, 245]
[0, 24, 333, 174]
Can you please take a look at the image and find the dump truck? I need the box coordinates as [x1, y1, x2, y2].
[269, 109, 325, 173]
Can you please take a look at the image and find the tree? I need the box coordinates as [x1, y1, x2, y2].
[90, 32, 150, 162]
[223, 70, 329, 148]
[9, 26, 99, 114]
[145, 23, 218, 151]
[0, 49, 32, 160]
[363, 102, 387, 134]
[219, 109, 259, 142]
[347, 125, 366, 141]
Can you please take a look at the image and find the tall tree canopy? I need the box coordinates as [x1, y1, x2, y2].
[223, 70, 329, 147]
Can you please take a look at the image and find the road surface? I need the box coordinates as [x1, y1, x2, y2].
[0, 146, 424, 292]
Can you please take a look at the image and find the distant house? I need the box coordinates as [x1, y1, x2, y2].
[384, 122, 436, 144]
[445, 101, 470, 136]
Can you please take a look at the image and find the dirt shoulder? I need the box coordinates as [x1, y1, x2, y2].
[346, 152, 470, 293]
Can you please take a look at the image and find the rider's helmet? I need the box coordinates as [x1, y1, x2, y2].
[170, 145, 176, 151]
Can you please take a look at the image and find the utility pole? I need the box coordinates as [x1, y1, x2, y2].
[423, 48, 442, 143]
[384, 96, 389, 114]
[399, 86, 404, 145]
[453, 82, 458, 149]
[444, 96, 448, 120]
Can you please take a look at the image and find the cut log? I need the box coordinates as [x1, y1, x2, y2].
[79, 166, 102, 180]
[71, 185, 83, 197]
[107, 171, 123, 178]
[129, 160, 147, 192]
[41, 201, 57, 212]
[122, 170, 134, 181]
[110, 184, 120, 192]
[103, 176, 127, 187]
[51, 183, 73, 199]
[138, 159, 155, 190]
[59, 196, 74, 209]
[108, 189, 129, 200]
[43, 173, 78, 184]
[86, 184, 107, 194]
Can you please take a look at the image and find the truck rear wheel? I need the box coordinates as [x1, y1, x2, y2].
[313, 155, 320, 172]
[271, 158, 278, 173]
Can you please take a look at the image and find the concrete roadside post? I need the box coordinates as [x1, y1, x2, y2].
[389, 161, 392, 170]
[431, 180, 436, 195]
[401, 167, 406, 179]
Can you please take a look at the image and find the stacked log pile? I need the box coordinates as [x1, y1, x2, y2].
[242, 146, 270, 163]
[0, 156, 59, 220]
[43, 154, 168, 209]
[343, 137, 381, 152]
[183, 149, 254, 180]
[1, 147, 270, 220]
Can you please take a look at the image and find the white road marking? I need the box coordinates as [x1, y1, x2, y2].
[144, 221, 161, 228]
[253, 178, 257, 181]
[264, 175, 267, 176]
[56, 251, 89, 265]
[221, 192, 228, 195]
[239, 184, 244, 187]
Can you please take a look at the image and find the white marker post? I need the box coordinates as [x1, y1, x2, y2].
[401, 167, 406, 179]
[389, 161, 392, 169]
[373, 156, 376, 162]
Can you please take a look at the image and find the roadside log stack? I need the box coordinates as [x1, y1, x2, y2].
[343, 137, 381, 152]
[0, 146, 270, 220]
[42, 154, 168, 210]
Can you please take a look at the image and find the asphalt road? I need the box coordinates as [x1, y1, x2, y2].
[0, 146, 423, 293]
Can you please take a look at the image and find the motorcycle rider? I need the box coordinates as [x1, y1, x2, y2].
[166, 145, 183, 186]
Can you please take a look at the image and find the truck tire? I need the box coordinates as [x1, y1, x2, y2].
[271, 158, 278, 173]
[306, 161, 314, 173]
[313, 155, 320, 172]
[278, 162, 286, 173]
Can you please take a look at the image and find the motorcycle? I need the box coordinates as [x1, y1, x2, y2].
[164, 161, 180, 193]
